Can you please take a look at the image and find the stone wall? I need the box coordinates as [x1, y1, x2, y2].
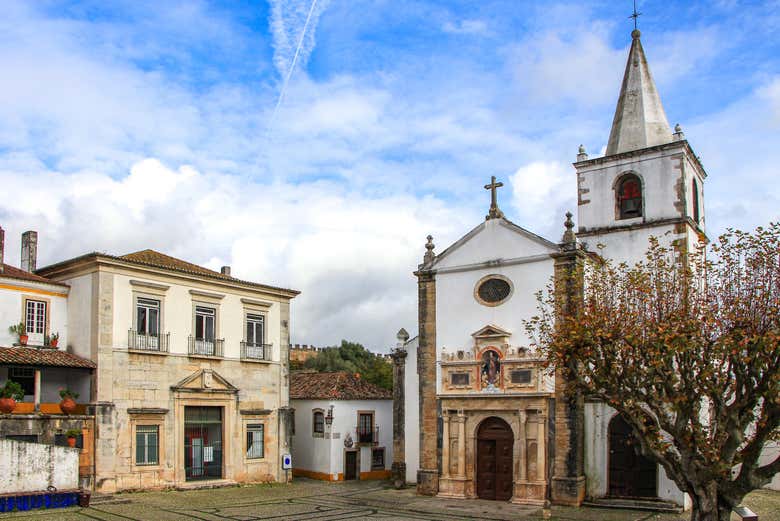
[0, 439, 78, 493]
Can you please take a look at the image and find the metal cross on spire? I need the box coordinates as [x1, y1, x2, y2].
[484, 176, 505, 220]
[629, 0, 642, 30]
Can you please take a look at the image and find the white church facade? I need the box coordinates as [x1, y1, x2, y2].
[393, 28, 708, 509]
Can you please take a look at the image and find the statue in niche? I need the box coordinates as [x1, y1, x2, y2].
[481, 350, 501, 392]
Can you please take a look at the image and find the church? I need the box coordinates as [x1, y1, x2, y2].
[392, 27, 706, 510]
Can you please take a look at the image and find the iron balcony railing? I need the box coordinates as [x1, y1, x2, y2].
[188, 336, 224, 357]
[355, 425, 379, 445]
[241, 342, 272, 361]
[128, 329, 170, 352]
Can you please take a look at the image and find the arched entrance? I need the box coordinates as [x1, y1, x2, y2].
[608, 414, 657, 498]
[476, 417, 513, 500]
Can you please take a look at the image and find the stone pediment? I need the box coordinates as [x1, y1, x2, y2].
[171, 369, 238, 394]
[471, 324, 511, 340]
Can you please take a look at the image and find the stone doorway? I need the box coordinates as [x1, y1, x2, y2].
[476, 417, 513, 500]
[608, 414, 657, 498]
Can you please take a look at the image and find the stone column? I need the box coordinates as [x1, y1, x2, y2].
[457, 411, 466, 478]
[441, 413, 450, 478]
[537, 414, 546, 482]
[518, 410, 527, 481]
[550, 213, 587, 506]
[34, 369, 41, 411]
[415, 259, 439, 495]
[391, 335, 408, 488]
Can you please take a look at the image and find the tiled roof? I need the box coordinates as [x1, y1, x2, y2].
[120, 249, 223, 278]
[290, 371, 392, 400]
[0, 347, 96, 369]
[1, 264, 68, 287]
[38, 250, 299, 296]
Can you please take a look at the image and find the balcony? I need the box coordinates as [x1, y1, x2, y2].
[240, 342, 272, 362]
[127, 330, 169, 353]
[187, 336, 224, 358]
[355, 425, 379, 445]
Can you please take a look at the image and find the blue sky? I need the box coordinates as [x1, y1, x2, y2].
[1, 0, 778, 350]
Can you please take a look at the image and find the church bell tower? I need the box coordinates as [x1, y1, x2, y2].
[574, 29, 707, 265]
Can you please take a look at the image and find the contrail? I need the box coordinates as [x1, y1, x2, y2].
[270, 0, 319, 126]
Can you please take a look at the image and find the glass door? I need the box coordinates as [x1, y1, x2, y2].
[184, 406, 223, 481]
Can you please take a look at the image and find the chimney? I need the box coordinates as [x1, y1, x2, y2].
[0, 227, 4, 273]
[220, 266, 231, 277]
[21, 231, 37, 273]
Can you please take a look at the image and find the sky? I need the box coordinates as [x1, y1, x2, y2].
[0, 0, 778, 352]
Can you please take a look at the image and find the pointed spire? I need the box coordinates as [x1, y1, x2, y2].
[606, 30, 673, 155]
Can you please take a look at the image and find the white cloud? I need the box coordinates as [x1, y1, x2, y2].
[0, 158, 473, 350]
[442, 19, 489, 36]
[269, 0, 332, 80]
[509, 161, 574, 238]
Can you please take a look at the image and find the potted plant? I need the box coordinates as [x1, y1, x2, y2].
[8, 322, 28, 346]
[65, 429, 81, 448]
[59, 388, 79, 415]
[0, 380, 24, 414]
[43, 332, 60, 348]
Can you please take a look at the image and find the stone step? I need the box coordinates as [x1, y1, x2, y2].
[88, 494, 132, 506]
[583, 497, 683, 513]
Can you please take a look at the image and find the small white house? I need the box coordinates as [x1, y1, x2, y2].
[291, 371, 392, 481]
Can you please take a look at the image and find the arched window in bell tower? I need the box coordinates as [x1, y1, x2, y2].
[616, 173, 643, 220]
[692, 178, 700, 224]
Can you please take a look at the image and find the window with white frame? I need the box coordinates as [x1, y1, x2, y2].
[136, 298, 160, 337]
[246, 424, 264, 459]
[135, 425, 159, 465]
[195, 306, 215, 341]
[246, 314, 264, 346]
[25, 300, 46, 343]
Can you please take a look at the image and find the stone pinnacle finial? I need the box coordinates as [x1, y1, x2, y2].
[561, 212, 577, 250]
[423, 235, 435, 263]
[673, 123, 685, 141]
[396, 328, 410, 348]
[577, 144, 589, 162]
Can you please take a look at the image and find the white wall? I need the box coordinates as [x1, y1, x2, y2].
[109, 272, 282, 360]
[64, 273, 93, 360]
[0, 439, 78, 494]
[577, 146, 686, 232]
[291, 399, 334, 476]
[434, 239, 554, 395]
[584, 402, 689, 508]
[404, 336, 419, 484]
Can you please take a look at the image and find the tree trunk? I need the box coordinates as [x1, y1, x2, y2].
[689, 482, 740, 521]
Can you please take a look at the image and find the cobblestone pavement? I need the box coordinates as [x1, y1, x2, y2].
[2, 480, 778, 521]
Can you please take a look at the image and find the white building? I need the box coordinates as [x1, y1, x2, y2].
[291, 371, 392, 481]
[401, 28, 718, 509]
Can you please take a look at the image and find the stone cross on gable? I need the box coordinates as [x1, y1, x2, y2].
[484, 175, 505, 220]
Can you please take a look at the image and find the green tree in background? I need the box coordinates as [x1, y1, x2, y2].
[301, 340, 393, 390]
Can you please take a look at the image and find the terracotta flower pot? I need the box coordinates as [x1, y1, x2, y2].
[19, 334, 28, 346]
[50, 339, 58, 348]
[67, 436, 77, 448]
[60, 397, 77, 415]
[0, 397, 16, 414]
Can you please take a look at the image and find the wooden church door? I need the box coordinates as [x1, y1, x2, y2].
[476, 417, 513, 500]
[608, 414, 657, 498]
